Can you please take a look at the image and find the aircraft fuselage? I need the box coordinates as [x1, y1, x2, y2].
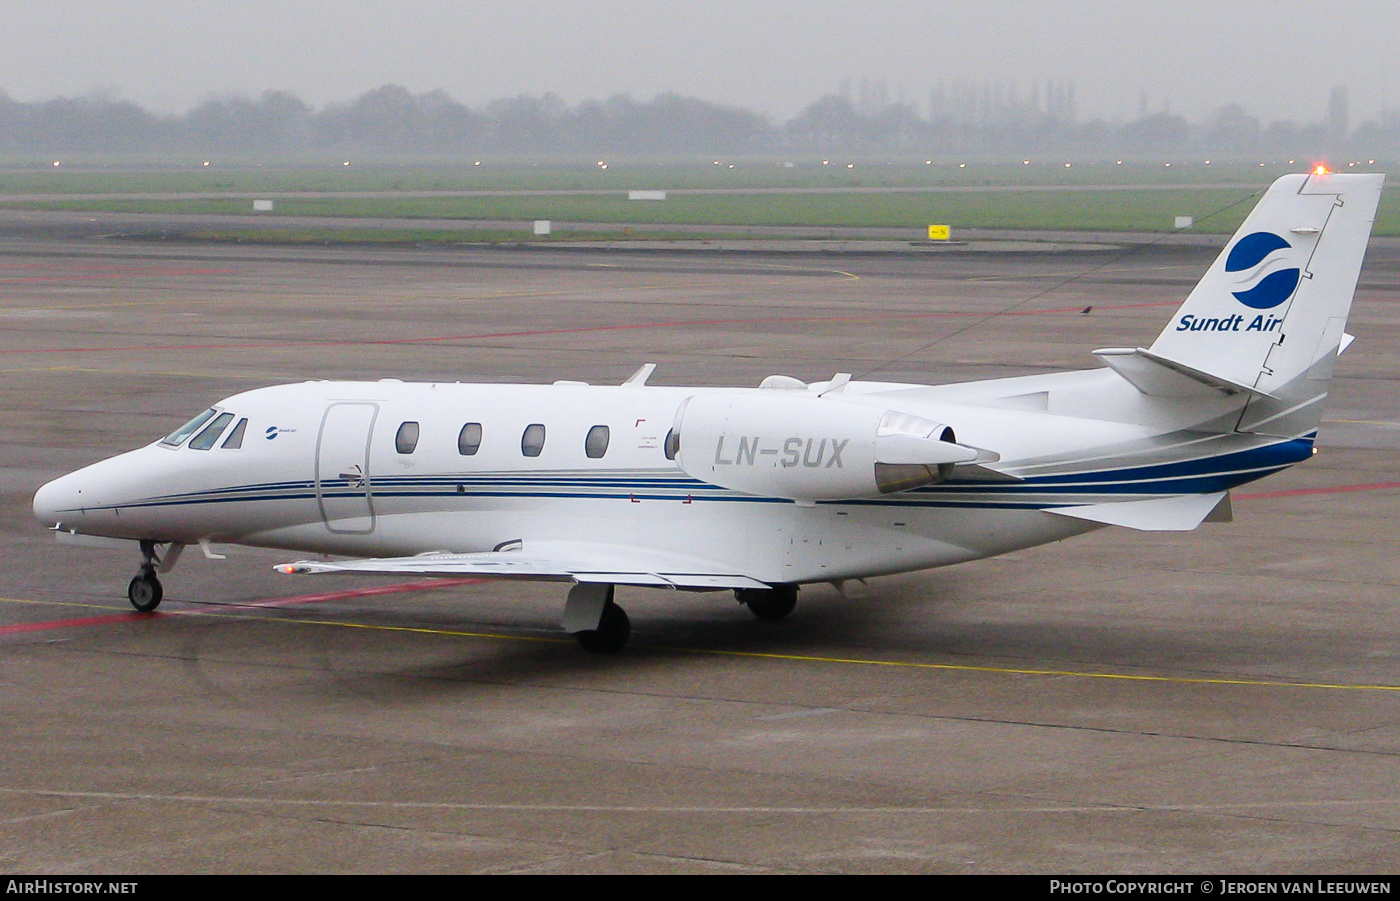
[34, 377, 1299, 586]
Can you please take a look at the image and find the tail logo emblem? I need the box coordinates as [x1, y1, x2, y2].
[1224, 231, 1301, 310]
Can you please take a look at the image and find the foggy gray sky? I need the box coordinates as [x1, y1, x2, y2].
[4, 0, 1397, 125]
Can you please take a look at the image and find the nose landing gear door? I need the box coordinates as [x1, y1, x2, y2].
[316, 402, 378, 534]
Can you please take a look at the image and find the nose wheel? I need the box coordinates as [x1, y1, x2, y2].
[127, 572, 163, 612]
[127, 539, 165, 612]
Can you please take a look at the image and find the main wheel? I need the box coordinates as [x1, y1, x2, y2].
[127, 573, 163, 612]
[736, 585, 798, 621]
[575, 602, 630, 654]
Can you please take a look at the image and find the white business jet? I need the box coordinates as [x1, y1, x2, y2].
[33, 172, 1383, 652]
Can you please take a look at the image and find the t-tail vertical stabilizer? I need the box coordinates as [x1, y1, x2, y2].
[1143, 171, 1383, 437]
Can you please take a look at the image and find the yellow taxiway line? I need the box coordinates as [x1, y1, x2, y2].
[4, 593, 1399, 694]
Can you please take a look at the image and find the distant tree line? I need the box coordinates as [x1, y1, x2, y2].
[0, 82, 1395, 157]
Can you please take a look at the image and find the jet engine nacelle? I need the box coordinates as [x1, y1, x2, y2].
[673, 392, 989, 501]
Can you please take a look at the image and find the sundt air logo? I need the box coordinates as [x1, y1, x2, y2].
[1224, 231, 1301, 309]
[1175, 231, 1298, 334]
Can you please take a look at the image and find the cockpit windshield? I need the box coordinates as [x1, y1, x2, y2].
[160, 408, 218, 447]
[188, 412, 236, 450]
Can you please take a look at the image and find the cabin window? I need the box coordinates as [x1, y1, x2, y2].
[521, 423, 546, 457]
[395, 421, 420, 454]
[664, 428, 680, 461]
[221, 418, 248, 449]
[188, 412, 236, 451]
[160, 408, 218, 447]
[457, 422, 482, 455]
[585, 425, 610, 459]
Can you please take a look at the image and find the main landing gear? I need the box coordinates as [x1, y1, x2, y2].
[563, 583, 630, 654]
[561, 582, 800, 653]
[576, 601, 630, 654]
[735, 584, 799, 621]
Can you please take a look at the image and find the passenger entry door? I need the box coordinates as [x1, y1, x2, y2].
[316, 402, 377, 533]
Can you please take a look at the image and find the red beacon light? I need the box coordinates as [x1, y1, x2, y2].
[1313, 164, 1331, 175]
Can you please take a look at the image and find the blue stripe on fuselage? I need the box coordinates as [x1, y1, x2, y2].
[75, 437, 1315, 513]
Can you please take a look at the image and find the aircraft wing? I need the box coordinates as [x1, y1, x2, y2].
[275, 542, 770, 590]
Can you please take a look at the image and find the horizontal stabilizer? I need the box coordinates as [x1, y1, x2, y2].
[1094, 347, 1271, 398]
[276, 543, 769, 590]
[1048, 491, 1231, 532]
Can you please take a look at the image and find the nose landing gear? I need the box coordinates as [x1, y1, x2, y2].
[127, 539, 167, 612]
[127, 571, 162, 612]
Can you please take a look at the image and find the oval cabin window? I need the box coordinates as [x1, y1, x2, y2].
[585, 425, 610, 459]
[395, 421, 420, 454]
[458, 422, 482, 455]
[521, 423, 546, 457]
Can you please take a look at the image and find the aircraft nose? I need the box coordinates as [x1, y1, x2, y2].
[33, 472, 84, 526]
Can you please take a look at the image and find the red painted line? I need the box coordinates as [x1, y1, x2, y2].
[1, 578, 486, 636]
[0, 611, 156, 636]
[5, 301, 1178, 357]
[1237, 481, 1400, 500]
